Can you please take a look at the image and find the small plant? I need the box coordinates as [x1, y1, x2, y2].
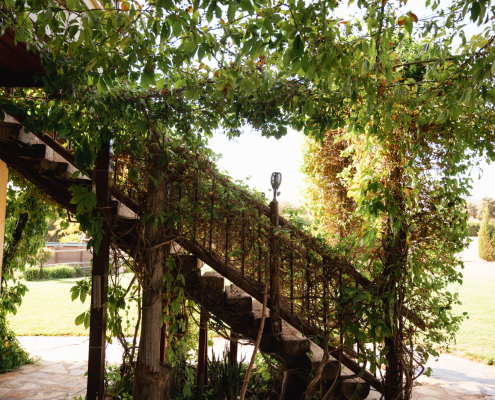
[105, 362, 134, 399]
[206, 348, 246, 400]
[0, 316, 37, 372]
[36, 247, 54, 280]
[245, 353, 284, 400]
[171, 358, 196, 400]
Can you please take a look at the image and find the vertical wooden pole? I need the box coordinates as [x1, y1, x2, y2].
[159, 308, 167, 364]
[229, 331, 238, 366]
[87, 142, 112, 400]
[306, 253, 310, 323]
[241, 219, 245, 276]
[290, 234, 294, 315]
[225, 202, 229, 266]
[0, 160, 8, 290]
[197, 307, 208, 395]
[269, 200, 281, 337]
[209, 180, 215, 253]
[257, 211, 262, 289]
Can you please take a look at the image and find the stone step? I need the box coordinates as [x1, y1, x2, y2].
[224, 285, 252, 311]
[36, 159, 68, 178]
[0, 121, 21, 143]
[201, 271, 225, 304]
[15, 143, 46, 160]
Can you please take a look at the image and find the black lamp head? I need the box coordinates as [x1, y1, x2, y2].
[271, 172, 282, 200]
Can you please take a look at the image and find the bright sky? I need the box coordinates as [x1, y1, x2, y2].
[206, 128, 306, 205]
[465, 160, 495, 203]
[207, 130, 495, 206]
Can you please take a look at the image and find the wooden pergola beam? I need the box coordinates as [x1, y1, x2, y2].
[0, 73, 44, 88]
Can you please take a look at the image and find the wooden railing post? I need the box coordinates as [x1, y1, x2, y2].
[229, 331, 238, 366]
[87, 141, 112, 400]
[269, 199, 281, 337]
[197, 306, 209, 396]
[0, 160, 8, 292]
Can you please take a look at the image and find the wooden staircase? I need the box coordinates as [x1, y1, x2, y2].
[177, 254, 370, 400]
[0, 118, 380, 399]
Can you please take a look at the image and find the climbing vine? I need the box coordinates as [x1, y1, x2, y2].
[2, 0, 495, 399]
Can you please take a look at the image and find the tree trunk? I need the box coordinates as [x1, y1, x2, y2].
[133, 145, 171, 400]
[385, 335, 401, 400]
[383, 234, 405, 400]
[2, 211, 28, 291]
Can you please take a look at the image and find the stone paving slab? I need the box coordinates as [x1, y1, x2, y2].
[0, 362, 87, 399]
[0, 337, 492, 399]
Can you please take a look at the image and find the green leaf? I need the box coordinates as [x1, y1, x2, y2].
[470, 2, 481, 22]
[85, 58, 98, 73]
[75, 312, 85, 326]
[97, 77, 108, 94]
[68, 24, 79, 39]
[129, 167, 138, 182]
[227, 3, 236, 22]
[84, 312, 91, 329]
[404, 17, 413, 35]
[293, 35, 304, 58]
[384, 118, 393, 132]
[141, 72, 156, 87]
[84, 192, 97, 210]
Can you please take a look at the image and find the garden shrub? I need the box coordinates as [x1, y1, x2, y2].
[468, 222, 480, 237]
[0, 317, 35, 372]
[479, 207, 495, 261]
[23, 265, 83, 281]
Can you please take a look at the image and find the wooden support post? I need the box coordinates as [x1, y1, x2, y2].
[133, 141, 172, 400]
[87, 142, 112, 400]
[0, 160, 8, 291]
[280, 371, 308, 400]
[229, 331, 238, 366]
[197, 306, 208, 395]
[269, 199, 281, 337]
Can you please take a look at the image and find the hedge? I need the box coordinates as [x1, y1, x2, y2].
[23, 265, 84, 281]
[479, 208, 495, 261]
[468, 222, 480, 237]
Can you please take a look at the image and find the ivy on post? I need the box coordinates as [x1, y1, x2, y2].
[87, 141, 112, 400]
[0, 160, 7, 291]
[269, 172, 282, 337]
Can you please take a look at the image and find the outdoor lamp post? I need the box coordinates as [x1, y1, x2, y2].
[271, 172, 282, 201]
[269, 172, 282, 337]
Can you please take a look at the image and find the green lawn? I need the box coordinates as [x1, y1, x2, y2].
[447, 278, 495, 363]
[8, 275, 495, 365]
[9, 275, 138, 336]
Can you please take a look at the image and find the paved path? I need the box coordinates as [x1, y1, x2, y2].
[0, 336, 493, 399]
[459, 237, 495, 280]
